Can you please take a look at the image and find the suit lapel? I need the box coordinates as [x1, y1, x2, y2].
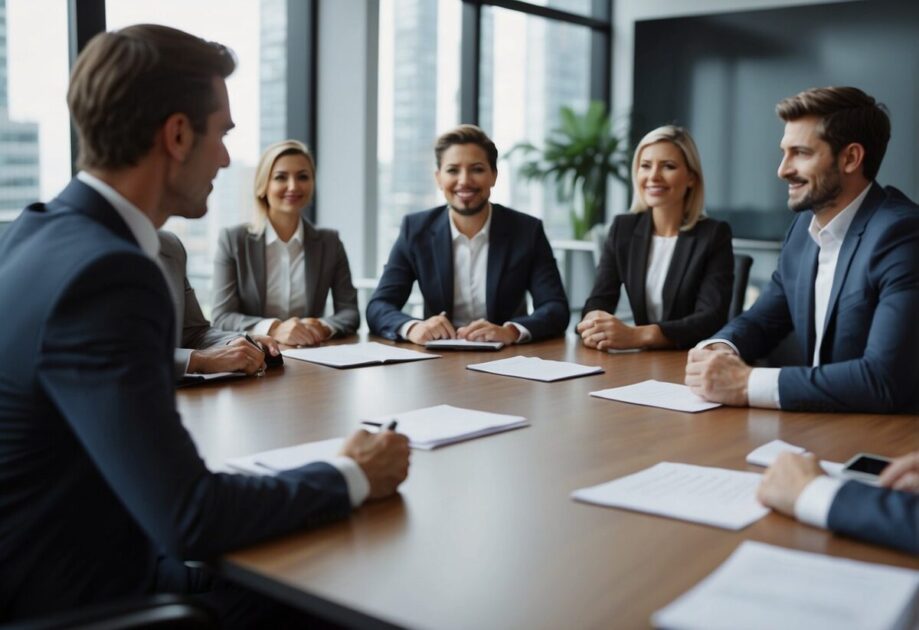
[302, 219, 323, 316]
[55, 179, 137, 247]
[486, 205, 509, 322]
[661, 229, 696, 320]
[431, 210, 454, 315]
[627, 212, 652, 323]
[798, 239, 819, 362]
[247, 229, 268, 314]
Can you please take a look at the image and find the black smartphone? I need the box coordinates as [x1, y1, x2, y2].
[840, 453, 891, 483]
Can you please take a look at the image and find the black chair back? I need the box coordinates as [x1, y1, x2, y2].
[729, 254, 753, 320]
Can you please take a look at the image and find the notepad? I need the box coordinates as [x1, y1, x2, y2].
[425, 339, 504, 351]
[466, 355, 603, 382]
[282, 342, 439, 368]
[226, 437, 345, 475]
[362, 404, 528, 450]
[590, 379, 721, 412]
[572, 462, 769, 530]
[745, 439, 849, 480]
[177, 371, 246, 387]
[652, 541, 919, 630]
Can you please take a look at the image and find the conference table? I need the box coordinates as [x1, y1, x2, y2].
[178, 335, 918, 629]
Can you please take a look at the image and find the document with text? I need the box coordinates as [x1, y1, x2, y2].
[467, 355, 604, 382]
[590, 379, 722, 412]
[226, 437, 345, 475]
[571, 462, 769, 530]
[282, 342, 439, 368]
[362, 404, 528, 450]
[652, 541, 919, 630]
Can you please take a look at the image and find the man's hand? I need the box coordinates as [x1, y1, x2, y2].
[576, 310, 639, 350]
[187, 337, 266, 375]
[684, 346, 751, 406]
[456, 319, 520, 344]
[757, 452, 825, 516]
[879, 450, 919, 492]
[249, 334, 281, 358]
[407, 312, 456, 345]
[269, 317, 324, 347]
[340, 429, 411, 500]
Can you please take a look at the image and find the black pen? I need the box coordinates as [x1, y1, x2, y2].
[244, 334, 267, 376]
[243, 333, 263, 352]
[362, 419, 399, 431]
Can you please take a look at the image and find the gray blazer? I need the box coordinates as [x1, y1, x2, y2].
[158, 230, 237, 378]
[211, 219, 359, 335]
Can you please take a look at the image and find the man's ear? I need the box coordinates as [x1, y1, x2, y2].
[161, 112, 195, 162]
[840, 142, 865, 176]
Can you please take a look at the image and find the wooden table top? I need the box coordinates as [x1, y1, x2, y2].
[178, 335, 919, 629]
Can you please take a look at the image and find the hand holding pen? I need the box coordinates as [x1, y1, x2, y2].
[340, 419, 410, 500]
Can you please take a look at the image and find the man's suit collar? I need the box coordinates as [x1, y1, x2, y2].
[74, 172, 159, 258]
[53, 178, 139, 250]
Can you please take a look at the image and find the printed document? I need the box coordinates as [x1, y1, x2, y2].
[282, 342, 439, 368]
[226, 437, 344, 475]
[362, 404, 528, 450]
[652, 541, 919, 630]
[590, 380, 721, 412]
[572, 462, 769, 530]
[467, 355, 603, 382]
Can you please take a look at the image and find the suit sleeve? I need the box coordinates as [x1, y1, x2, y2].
[777, 217, 919, 412]
[323, 235, 360, 336]
[39, 253, 351, 559]
[211, 228, 263, 332]
[509, 220, 569, 341]
[366, 216, 417, 340]
[657, 221, 734, 348]
[582, 219, 623, 316]
[827, 481, 919, 554]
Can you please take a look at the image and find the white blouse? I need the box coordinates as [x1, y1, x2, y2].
[644, 234, 678, 323]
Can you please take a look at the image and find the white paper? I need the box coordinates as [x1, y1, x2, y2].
[572, 462, 769, 530]
[467, 355, 603, 382]
[590, 380, 721, 412]
[744, 440, 847, 479]
[226, 437, 345, 475]
[282, 342, 439, 368]
[425, 339, 504, 351]
[652, 541, 919, 630]
[362, 404, 528, 450]
[178, 371, 246, 386]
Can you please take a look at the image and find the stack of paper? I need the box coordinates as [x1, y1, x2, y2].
[363, 404, 528, 450]
[226, 437, 344, 475]
[282, 342, 439, 368]
[590, 379, 721, 412]
[425, 339, 504, 351]
[652, 541, 919, 630]
[571, 462, 769, 530]
[467, 356, 603, 382]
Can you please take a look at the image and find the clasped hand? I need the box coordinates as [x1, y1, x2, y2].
[407, 313, 519, 345]
[576, 310, 637, 350]
[270, 317, 331, 347]
[684, 345, 751, 406]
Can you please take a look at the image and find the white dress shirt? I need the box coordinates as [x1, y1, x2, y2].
[702, 184, 872, 409]
[645, 235, 678, 323]
[400, 206, 531, 342]
[794, 475, 845, 529]
[251, 221, 334, 336]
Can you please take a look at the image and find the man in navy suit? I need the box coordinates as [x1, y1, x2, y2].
[758, 451, 918, 554]
[685, 86, 919, 413]
[367, 125, 569, 346]
[0, 25, 409, 626]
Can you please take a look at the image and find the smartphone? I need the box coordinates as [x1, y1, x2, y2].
[840, 453, 891, 484]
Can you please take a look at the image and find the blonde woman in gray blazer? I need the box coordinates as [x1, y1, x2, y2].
[212, 140, 359, 345]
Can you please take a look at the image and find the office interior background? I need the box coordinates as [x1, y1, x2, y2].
[1, 0, 917, 318]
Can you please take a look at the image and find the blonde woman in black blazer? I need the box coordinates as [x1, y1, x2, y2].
[212, 140, 359, 345]
[577, 126, 733, 350]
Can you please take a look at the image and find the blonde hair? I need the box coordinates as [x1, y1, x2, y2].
[629, 125, 706, 231]
[250, 139, 316, 232]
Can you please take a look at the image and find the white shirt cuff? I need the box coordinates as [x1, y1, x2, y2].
[696, 338, 741, 355]
[251, 318, 280, 336]
[325, 456, 370, 507]
[794, 475, 845, 528]
[747, 368, 782, 409]
[318, 318, 337, 338]
[398, 320, 421, 341]
[506, 322, 531, 344]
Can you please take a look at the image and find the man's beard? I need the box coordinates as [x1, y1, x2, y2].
[450, 200, 488, 216]
[786, 167, 842, 213]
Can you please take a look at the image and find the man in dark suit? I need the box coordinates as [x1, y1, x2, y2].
[367, 124, 569, 345]
[158, 230, 278, 379]
[758, 451, 918, 554]
[0, 25, 409, 626]
[685, 86, 919, 413]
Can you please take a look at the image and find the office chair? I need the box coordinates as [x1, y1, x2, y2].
[4, 594, 216, 630]
[729, 254, 753, 320]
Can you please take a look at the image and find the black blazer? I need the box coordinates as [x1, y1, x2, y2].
[582, 211, 733, 348]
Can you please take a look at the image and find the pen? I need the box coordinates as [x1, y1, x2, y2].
[244, 334, 267, 376]
[362, 418, 399, 431]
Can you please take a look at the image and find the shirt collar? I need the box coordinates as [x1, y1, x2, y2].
[449, 204, 492, 242]
[807, 183, 871, 247]
[76, 171, 160, 259]
[265, 218, 304, 246]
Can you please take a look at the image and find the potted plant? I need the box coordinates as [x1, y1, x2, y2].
[510, 101, 631, 239]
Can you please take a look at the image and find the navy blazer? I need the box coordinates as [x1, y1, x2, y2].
[828, 481, 918, 554]
[712, 183, 919, 413]
[0, 179, 351, 620]
[582, 212, 734, 348]
[367, 204, 569, 341]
